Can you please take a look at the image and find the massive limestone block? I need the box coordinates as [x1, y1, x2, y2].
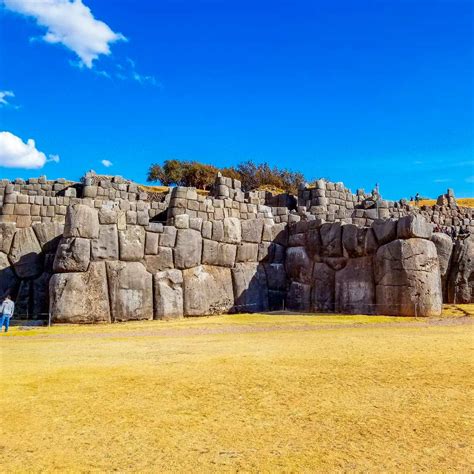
[312, 262, 335, 312]
[33, 222, 64, 253]
[375, 238, 442, 316]
[174, 228, 202, 269]
[0, 252, 18, 299]
[305, 227, 321, 258]
[286, 281, 311, 312]
[50, 262, 111, 323]
[447, 236, 473, 304]
[285, 246, 312, 284]
[397, 214, 433, 240]
[222, 217, 242, 244]
[232, 262, 269, 312]
[431, 233, 453, 277]
[183, 265, 234, 316]
[342, 225, 378, 258]
[202, 239, 237, 267]
[264, 263, 287, 291]
[241, 219, 264, 243]
[91, 224, 119, 261]
[0, 222, 16, 254]
[32, 272, 52, 318]
[119, 225, 145, 261]
[53, 237, 91, 272]
[9, 227, 43, 279]
[64, 204, 100, 239]
[320, 222, 343, 257]
[144, 247, 174, 273]
[335, 256, 375, 314]
[154, 269, 183, 319]
[236, 242, 259, 263]
[106, 261, 153, 321]
[372, 219, 397, 245]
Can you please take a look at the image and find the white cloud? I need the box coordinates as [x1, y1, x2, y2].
[4, 0, 126, 68]
[0, 90, 15, 107]
[0, 131, 58, 169]
[101, 159, 112, 167]
[48, 154, 60, 163]
[434, 178, 450, 183]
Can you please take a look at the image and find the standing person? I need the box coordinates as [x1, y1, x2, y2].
[415, 193, 420, 205]
[0, 295, 15, 333]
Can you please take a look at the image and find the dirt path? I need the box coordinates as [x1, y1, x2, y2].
[6, 316, 473, 341]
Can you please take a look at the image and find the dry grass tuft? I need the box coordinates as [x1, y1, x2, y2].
[1, 311, 473, 472]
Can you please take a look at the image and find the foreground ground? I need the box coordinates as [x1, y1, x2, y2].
[1, 308, 473, 472]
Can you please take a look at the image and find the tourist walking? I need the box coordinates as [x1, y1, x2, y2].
[0, 295, 15, 333]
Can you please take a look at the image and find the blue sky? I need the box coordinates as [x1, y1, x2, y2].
[0, 0, 472, 199]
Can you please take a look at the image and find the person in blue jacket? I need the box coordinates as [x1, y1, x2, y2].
[0, 295, 15, 333]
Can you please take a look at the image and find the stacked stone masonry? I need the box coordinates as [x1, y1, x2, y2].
[0, 172, 472, 322]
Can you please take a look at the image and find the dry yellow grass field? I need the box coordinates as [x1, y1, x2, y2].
[409, 198, 474, 208]
[1, 310, 473, 472]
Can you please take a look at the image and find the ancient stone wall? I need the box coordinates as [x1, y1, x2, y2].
[0, 172, 472, 321]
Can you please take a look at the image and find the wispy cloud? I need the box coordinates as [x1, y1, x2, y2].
[434, 178, 450, 183]
[4, 0, 126, 68]
[0, 131, 59, 169]
[101, 159, 113, 167]
[0, 90, 18, 108]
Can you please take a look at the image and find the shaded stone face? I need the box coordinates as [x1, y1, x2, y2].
[53, 237, 91, 273]
[431, 233, 453, 277]
[50, 262, 111, 324]
[375, 238, 442, 316]
[286, 281, 311, 312]
[0, 222, 16, 254]
[397, 214, 433, 240]
[312, 262, 335, 312]
[232, 262, 269, 313]
[9, 227, 43, 279]
[447, 236, 473, 304]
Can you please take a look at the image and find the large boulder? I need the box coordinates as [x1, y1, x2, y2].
[119, 225, 145, 261]
[375, 238, 442, 316]
[154, 269, 183, 319]
[342, 224, 374, 258]
[64, 204, 100, 239]
[0, 252, 18, 299]
[0, 222, 16, 254]
[106, 261, 153, 321]
[320, 222, 343, 257]
[431, 233, 453, 277]
[232, 262, 269, 312]
[286, 281, 311, 311]
[50, 262, 111, 323]
[174, 228, 202, 269]
[202, 239, 237, 267]
[285, 246, 313, 284]
[447, 236, 473, 303]
[241, 219, 264, 243]
[91, 224, 119, 261]
[53, 237, 91, 272]
[222, 217, 242, 244]
[9, 227, 43, 279]
[372, 219, 397, 245]
[335, 256, 375, 314]
[183, 265, 234, 316]
[312, 262, 335, 312]
[33, 222, 64, 253]
[397, 214, 433, 240]
[144, 247, 174, 273]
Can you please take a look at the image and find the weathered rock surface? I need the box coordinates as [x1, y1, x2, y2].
[431, 232, 453, 277]
[50, 262, 111, 323]
[64, 204, 100, 239]
[144, 247, 174, 273]
[53, 237, 91, 272]
[154, 269, 183, 319]
[372, 219, 397, 245]
[232, 263, 269, 312]
[447, 236, 473, 303]
[106, 261, 153, 321]
[0, 252, 18, 299]
[91, 225, 119, 261]
[0, 222, 16, 254]
[9, 227, 43, 278]
[183, 265, 234, 315]
[397, 215, 433, 240]
[312, 262, 335, 312]
[33, 222, 64, 254]
[202, 239, 237, 267]
[375, 238, 442, 316]
[335, 256, 375, 314]
[285, 246, 312, 284]
[320, 222, 343, 257]
[119, 225, 145, 261]
[174, 228, 202, 269]
[286, 281, 311, 311]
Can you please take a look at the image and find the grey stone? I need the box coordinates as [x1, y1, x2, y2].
[335, 256, 375, 314]
[64, 204, 100, 239]
[447, 236, 473, 303]
[431, 233, 453, 277]
[285, 246, 313, 284]
[0, 252, 18, 299]
[222, 217, 242, 244]
[174, 228, 202, 269]
[231, 262, 269, 312]
[236, 242, 259, 263]
[241, 219, 264, 243]
[286, 281, 311, 311]
[9, 227, 43, 279]
[312, 262, 335, 312]
[183, 265, 234, 316]
[144, 247, 174, 273]
[154, 269, 183, 319]
[160, 226, 177, 247]
[91, 225, 119, 261]
[320, 222, 343, 257]
[264, 263, 287, 291]
[375, 238, 442, 316]
[202, 239, 236, 267]
[106, 261, 153, 321]
[53, 237, 91, 272]
[397, 214, 433, 240]
[0, 222, 16, 254]
[119, 225, 145, 261]
[50, 262, 111, 323]
[33, 221, 64, 253]
[372, 219, 397, 245]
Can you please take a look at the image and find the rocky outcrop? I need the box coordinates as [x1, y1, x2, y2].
[447, 236, 473, 303]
